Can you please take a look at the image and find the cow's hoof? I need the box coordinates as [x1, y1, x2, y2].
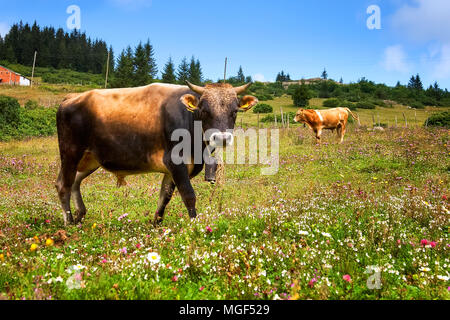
[73, 210, 86, 224]
[153, 216, 163, 227]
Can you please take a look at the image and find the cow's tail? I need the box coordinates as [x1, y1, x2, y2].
[345, 108, 359, 123]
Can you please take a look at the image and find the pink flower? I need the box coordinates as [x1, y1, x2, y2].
[420, 239, 428, 246]
[101, 259, 107, 263]
[430, 241, 436, 248]
[308, 278, 317, 288]
[171, 275, 178, 282]
[136, 243, 141, 249]
[397, 239, 401, 245]
[199, 286, 205, 291]
[206, 226, 212, 233]
[343, 274, 352, 283]
[119, 247, 127, 254]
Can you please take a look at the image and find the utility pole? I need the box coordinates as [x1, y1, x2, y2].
[223, 57, 227, 84]
[105, 51, 110, 89]
[31, 51, 37, 88]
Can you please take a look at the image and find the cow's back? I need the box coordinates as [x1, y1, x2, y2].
[57, 83, 192, 175]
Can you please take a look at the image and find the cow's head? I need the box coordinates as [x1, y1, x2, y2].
[294, 109, 306, 123]
[181, 82, 258, 147]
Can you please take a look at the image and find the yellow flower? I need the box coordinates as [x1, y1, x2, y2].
[0, 253, 4, 262]
[30, 243, 38, 252]
[45, 238, 54, 247]
[92, 223, 97, 230]
[33, 236, 40, 243]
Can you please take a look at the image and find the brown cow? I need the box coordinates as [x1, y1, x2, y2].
[55, 82, 258, 226]
[294, 107, 359, 144]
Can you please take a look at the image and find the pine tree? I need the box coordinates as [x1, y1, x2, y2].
[133, 42, 150, 86]
[177, 57, 190, 84]
[161, 57, 176, 83]
[321, 68, 328, 80]
[144, 40, 157, 80]
[113, 46, 135, 88]
[293, 80, 311, 107]
[188, 56, 202, 84]
[237, 66, 245, 83]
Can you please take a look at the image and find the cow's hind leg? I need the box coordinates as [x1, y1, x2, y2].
[339, 124, 346, 144]
[56, 152, 84, 226]
[336, 125, 342, 143]
[72, 167, 99, 224]
[153, 174, 176, 226]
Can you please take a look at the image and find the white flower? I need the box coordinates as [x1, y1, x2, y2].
[437, 275, 449, 281]
[163, 229, 171, 236]
[299, 230, 309, 236]
[321, 232, 332, 238]
[147, 252, 161, 264]
[420, 267, 431, 272]
[259, 270, 266, 277]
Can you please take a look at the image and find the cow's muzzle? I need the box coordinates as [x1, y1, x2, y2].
[209, 132, 234, 147]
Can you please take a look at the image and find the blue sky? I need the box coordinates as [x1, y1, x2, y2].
[1, 0, 450, 89]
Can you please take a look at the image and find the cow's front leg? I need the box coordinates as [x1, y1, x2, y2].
[314, 128, 322, 144]
[164, 155, 197, 220]
[153, 174, 176, 226]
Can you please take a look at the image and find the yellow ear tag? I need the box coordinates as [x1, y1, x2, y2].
[240, 103, 249, 110]
[187, 102, 197, 113]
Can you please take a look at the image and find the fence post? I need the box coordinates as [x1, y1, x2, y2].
[257, 112, 260, 130]
[395, 116, 398, 127]
[403, 112, 408, 127]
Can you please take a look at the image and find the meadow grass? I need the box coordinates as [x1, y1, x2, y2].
[0, 122, 449, 300]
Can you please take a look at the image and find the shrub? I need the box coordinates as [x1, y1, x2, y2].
[410, 101, 425, 109]
[426, 111, 450, 128]
[253, 104, 273, 114]
[355, 101, 376, 109]
[0, 95, 21, 129]
[323, 98, 340, 108]
[0, 95, 57, 141]
[24, 99, 40, 110]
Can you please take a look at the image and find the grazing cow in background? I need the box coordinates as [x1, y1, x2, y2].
[55, 82, 258, 226]
[294, 107, 359, 144]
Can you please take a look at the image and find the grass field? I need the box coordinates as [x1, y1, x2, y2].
[0, 112, 449, 299]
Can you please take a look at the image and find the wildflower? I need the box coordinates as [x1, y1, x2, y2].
[420, 267, 431, 272]
[0, 253, 4, 262]
[118, 213, 128, 221]
[30, 243, 38, 252]
[163, 229, 171, 236]
[199, 286, 205, 291]
[430, 241, 436, 248]
[308, 278, 317, 288]
[147, 252, 161, 264]
[420, 239, 428, 246]
[437, 275, 449, 281]
[119, 247, 127, 255]
[136, 243, 141, 249]
[299, 230, 309, 236]
[101, 259, 107, 264]
[45, 238, 54, 247]
[172, 275, 178, 282]
[343, 274, 352, 283]
[206, 226, 212, 233]
[92, 223, 97, 230]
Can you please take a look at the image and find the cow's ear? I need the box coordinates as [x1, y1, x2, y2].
[239, 95, 259, 112]
[180, 94, 199, 113]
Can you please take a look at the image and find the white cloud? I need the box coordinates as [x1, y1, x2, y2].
[253, 74, 265, 82]
[0, 22, 10, 37]
[432, 44, 450, 79]
[381, 45, 411, 73]
[391, 0, 450, 43]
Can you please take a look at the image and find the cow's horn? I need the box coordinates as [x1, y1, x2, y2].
[234, 82, 252, 95]
[186, 81, 206, 95]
